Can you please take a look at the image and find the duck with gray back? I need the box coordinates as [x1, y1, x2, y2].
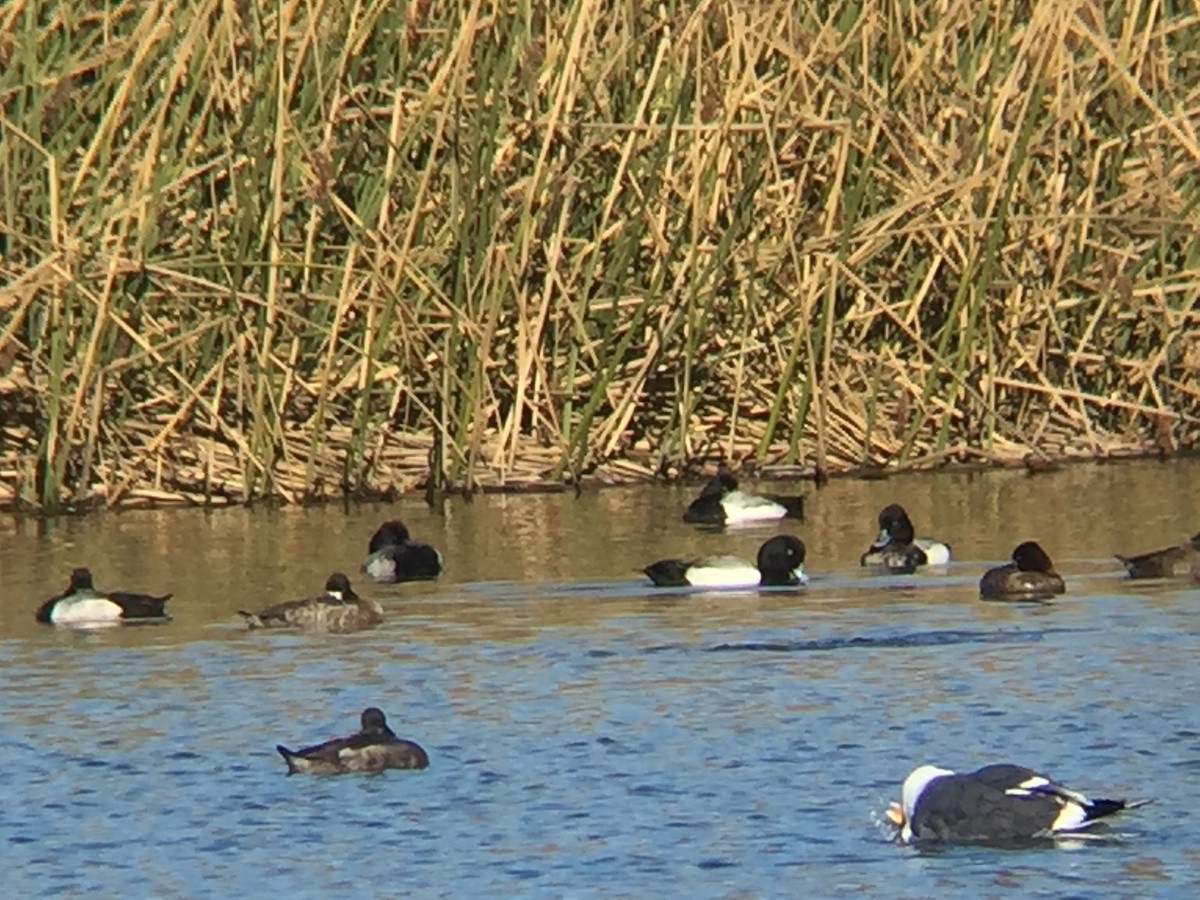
[277, 707, 429, 774]
[682, 469, 805, 526]
[239, 572, 383, 633]
[36, 568, 172, 625]
[1116, 531, 1200, 579]
[644, 535, 808, 588]
[860, 504, 951, 573]
[979, 541, 1065, 601]
[361, 520, 443, 582]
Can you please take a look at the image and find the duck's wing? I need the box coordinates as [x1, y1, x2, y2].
[107, 591, 172, 619]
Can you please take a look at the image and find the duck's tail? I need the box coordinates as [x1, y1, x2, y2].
[276, 745, 300, 774]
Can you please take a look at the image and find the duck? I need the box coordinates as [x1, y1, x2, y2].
[276, 707, 429, 775]
[885, 762, 1149, 844]
[35, 568, 172, 625]
[1116, 531, 1200, 578]
[979, 541, 1065, 600]
[360, 520, 443, 582]
[859, 504, 951, 573]
[238, 572, 383, 633]
[682, 469, 804, 526]
[644, 535, 807, 588]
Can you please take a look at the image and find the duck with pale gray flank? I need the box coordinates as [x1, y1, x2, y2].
[277, 707, 429, 775]
[860, 504, 951, 573]
[239, 573, 382, 633]
[644, 535, 808, 588]
[35, 568, 172, 626]
[1116, 531, 1200, 579]
[361, 520, 443, 582]
[682, 469, 804, 526]
[979, 541, 1065, 600]
[885, 762, 1150, 845]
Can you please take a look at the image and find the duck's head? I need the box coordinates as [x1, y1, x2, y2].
[324, 572, 356, 601]
[361, 707, 389, 732]
[757, 535, 806, 580]
[69, 568, 95, 591]
[873, 504, 916, 547]
[885, 764, 954, 841]
[1012, 541, 1055, 574]
[369, 520, 412, 552]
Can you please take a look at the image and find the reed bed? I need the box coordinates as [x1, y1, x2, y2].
[1, 0, 1198, 510]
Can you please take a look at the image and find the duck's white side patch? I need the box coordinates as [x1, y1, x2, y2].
[916, 539, 952, 565]
[684, 557, 761, 588]
[51, 597, 124, 623]
[361, 551, 394, 581]
[721, 491, 786, 523]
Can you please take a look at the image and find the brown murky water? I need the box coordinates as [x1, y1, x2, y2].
[2, 459, 1198, 894]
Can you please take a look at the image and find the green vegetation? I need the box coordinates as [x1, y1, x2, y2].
[2, 0, 1198, 510]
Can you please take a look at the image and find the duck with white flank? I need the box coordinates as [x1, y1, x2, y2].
[979, 541, 1065, 600]
[277, 707, 429, 775]
[360, 520, 443, 582]
[35, 568, 172, 626]
[644, 535, 807, 588]
[682, 469, 804, 526]
[860, 504, 951, 573]
[238, 572, 383, 633]
[1116, 531, 1200, 579]
[885, 763, 1149, 844]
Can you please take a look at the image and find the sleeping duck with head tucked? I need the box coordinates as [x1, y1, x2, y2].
[238, 572, 382, 633]
[36, 568, 172, 626]
[276, 707, 429, 775]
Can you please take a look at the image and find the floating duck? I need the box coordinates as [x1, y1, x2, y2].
[277, 707, 429, 775]
[682, 470, 804, 526]
[860, 504, 951, 573]
[979, 541, 1065, 601]
[644, 535, 807, 588]
[35, 568, 172, 626]
[239, 572, 382, 633]
[1116, 532, 1200, 579]
[886, 762, 1149, 844]
[360, 520, 443, 582]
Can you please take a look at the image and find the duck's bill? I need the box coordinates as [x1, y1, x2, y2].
[884, 802, 905, 826]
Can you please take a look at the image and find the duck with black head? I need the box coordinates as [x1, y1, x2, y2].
[1116, 531, 1200, 579]
[360, 520, 443, 582]
[238, 572, 383, 633]
[979, 541, 1065, 601]
[860, 504, 951, 573]
[644, 535, 808, 588]
[35, 568, 172, 626]
[682, 469, 805, 527]
[276, 707, 429, 775]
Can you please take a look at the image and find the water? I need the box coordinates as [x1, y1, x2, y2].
[2, 459, 1200, 896]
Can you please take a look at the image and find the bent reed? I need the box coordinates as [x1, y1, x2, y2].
[2, 0, 1198, 510]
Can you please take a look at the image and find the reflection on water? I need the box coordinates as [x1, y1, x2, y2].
[1, 459, 1199, 894]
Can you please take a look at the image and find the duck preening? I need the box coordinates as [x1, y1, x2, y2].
[277, 707, 429, 775]
[1116, 532, 1200, 579]
[886, 762, 1150, 844]
[979, 541, 1065, 601]
[644, 535, 807, 588]
[35, 568, 172, 625]
[860, 504, 951, 573]
[360, 520, 444, 582]
[682, 469, 804, 526]
[239, 572, 383, 633]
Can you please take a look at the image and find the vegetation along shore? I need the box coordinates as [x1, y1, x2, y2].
[2, 1, 1198, 511]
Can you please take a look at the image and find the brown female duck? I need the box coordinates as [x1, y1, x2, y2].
[979, 541, 1065, 601]
[1116, 532, 1200, 579]
[277, 707, 429, 775]
[239, 572, 382, 633]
